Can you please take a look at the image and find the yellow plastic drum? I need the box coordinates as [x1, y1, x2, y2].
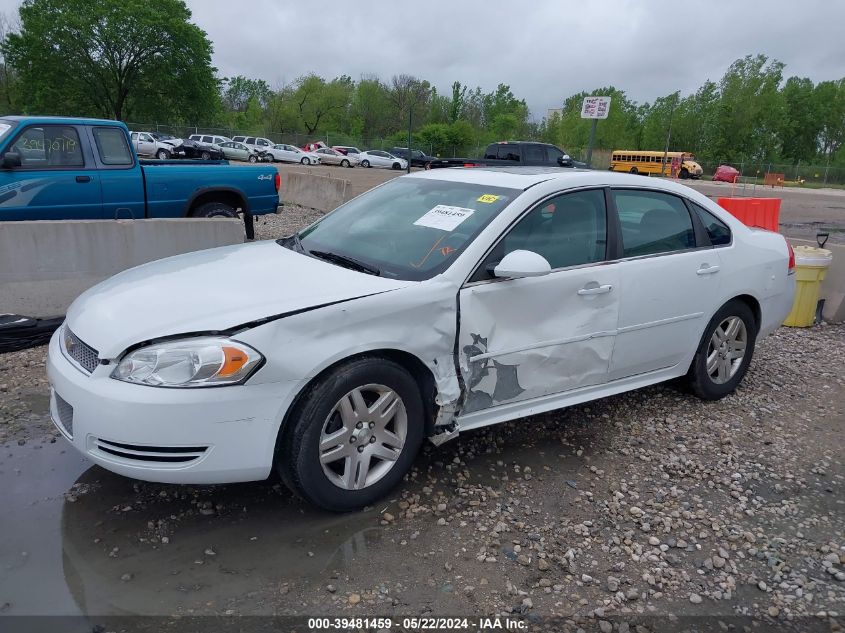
[783, 245, 833, 327]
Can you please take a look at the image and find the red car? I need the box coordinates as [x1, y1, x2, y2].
[713, 164, 740, 183]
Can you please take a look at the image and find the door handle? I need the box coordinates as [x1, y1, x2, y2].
[696, 264, 720, 275]
[75, 175, 91, 183]
[577, 284, 613, 296]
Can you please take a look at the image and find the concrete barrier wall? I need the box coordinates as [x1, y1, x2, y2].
[0, 218, 244, 318]
[279, 171, 352, 212]
[789, 238, 845, 323]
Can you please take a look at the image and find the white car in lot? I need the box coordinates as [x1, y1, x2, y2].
[48, 168, 795, 510]
[267, 143, 321, 165]
[357, 150, 408, 170]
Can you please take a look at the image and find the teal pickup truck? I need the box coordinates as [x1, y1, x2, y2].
[0, 116, 280, 237]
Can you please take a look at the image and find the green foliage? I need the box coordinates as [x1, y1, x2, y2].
[3, 0, 218, 121]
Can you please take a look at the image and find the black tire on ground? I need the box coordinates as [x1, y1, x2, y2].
[340, 159, 350, 168]
[687, 300, 757, 400]
[301, 157, 308, 164]
[201, 151, 211, 160]
[630, 167, 639, 174]
[191, 201, 238, 219]
[277, 357, 424, 512]
[156, 149, 170, 160]
[361, 159, 370, 168]
[680, 168, 690, 179]
[248, 154, 257, 163]
[392, 162, 401, 170]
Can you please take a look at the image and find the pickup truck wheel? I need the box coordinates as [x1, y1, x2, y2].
[340, 159, 350, 168]
[360, 159, 370, 168]
[277, 357, 424, 511]
[192, 201, 238, 219]
[156, 149, 170, 160]
[201, 151, 211, 160]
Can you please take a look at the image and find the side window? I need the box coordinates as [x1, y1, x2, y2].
[691, 202, 732, 246]
[523, 145, 544, 162]
[498, 145, 520, 161]
[11, 126, 84, 168]
[245, 137, 256, 144]
[613, 189, 696, 257]
[496, 189, 607, 270]
[92, 127, 133, 166]
[483, 145, 498, 160]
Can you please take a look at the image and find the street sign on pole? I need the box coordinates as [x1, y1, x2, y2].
[581, 96, 611, 166]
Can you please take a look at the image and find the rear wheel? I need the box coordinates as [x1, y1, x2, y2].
[191, 201, 238, 219]
[201, 151, 211, 160]
[248, 154, 257, 163]
[340, 159, 350, 168]
[687, 300, 757, 400]
[277, 357, 424, 511]
[629, 167, 639, 174]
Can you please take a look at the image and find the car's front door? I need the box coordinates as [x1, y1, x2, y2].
[0, 123, 103, 220]
[607, 188, 721, 380]
[457, 188, 620, 415]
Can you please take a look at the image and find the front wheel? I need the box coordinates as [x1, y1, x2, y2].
[301, 157, 308, 164]
[340, 159, 350, 168]
[687, 300, 757, 400]
[392, 162, 401, 170]
[156, 149, 170, 160]
[248, 154, 257, 163]
[277, 357, 424, 511]
[200, 151, 211, 160]
[680, 168, 690, 179]
[360, 159, 370, 168]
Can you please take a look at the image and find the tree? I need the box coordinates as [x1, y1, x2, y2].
[222, 76, 271, 112]
[3, 0, 218, 121]
[291, 74, 353, 135]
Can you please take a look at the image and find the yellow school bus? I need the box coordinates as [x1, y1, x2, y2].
[610, 150, 703, 179]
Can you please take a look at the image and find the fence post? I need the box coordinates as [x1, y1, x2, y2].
[795, 160, 800, 182]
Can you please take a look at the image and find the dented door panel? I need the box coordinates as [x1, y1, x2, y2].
[457, 265, 620, 414]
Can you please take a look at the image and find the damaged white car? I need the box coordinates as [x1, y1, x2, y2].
[47, 168, 795, 510]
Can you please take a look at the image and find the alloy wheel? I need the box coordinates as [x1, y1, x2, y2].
[706, 316, 747, 384]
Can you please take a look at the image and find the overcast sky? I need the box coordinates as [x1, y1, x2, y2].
[3, 0, 844, 119]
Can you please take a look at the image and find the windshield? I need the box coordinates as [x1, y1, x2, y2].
[285, 177, 521, 281]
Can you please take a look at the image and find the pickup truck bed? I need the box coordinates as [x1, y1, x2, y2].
[0, 116, 279, 237]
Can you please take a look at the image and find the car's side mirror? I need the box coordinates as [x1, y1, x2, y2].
[493, 250, 551, 279]
[2, 151, 21, 169]
[558, 154, 573, 166]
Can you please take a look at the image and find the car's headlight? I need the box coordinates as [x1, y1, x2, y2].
[111, 337, 263, 388]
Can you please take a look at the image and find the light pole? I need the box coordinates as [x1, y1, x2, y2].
[661, 92, 679, 176]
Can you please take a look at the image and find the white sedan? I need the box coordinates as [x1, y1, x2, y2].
[358, 150, 408, 170]
[47, 169, 795, 510]
[267, 143, 321, 165]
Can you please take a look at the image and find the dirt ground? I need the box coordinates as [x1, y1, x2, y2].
[0, 203, 843, 631]
[273, 162, 845, 244]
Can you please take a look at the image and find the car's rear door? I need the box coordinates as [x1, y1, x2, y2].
[607, 188, 721, 379]
[457, 188, 620, 415]
[0, 122, 103, 220]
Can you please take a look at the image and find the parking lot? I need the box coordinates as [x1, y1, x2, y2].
[1, 200, 843, 628]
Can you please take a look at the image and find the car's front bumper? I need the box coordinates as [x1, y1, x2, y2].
[46, 329, 297, 484]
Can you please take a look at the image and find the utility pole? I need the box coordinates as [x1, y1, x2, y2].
[407, 107, 412, 174]
[661, 93, 678, 176]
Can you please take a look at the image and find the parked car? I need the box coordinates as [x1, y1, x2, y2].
[219, 141, 261, 162]
[332, 146, 362, 156]
[357, 150, 407, 170]
[314, 147, 359, 167]
[270, 143, 321, 165]
[428, 141, 586, 169]
[0, 116, 279, 238]
[187, 134, 231, 151]
[178, 139, 225, 161]
[46, 167, 795, 510]
[232, 136, 275, 155]
[129, 131, 180, 160]
[713, 164, 740, 183]
[390, 147, 436, 168]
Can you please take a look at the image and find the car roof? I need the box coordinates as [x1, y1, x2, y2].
[406, 166, 704, 195]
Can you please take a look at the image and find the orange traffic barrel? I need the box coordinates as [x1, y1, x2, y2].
[717, 197, 781, 232]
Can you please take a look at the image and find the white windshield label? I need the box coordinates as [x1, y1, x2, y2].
[414, 205, 474, 231]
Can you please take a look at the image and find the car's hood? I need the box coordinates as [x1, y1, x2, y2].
[66, 241, 412, 358]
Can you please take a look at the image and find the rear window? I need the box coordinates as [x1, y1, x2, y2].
[92, 127, 133, 166]
[692, 203, 732, 246]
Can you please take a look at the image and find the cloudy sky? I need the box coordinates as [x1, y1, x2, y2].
[3, 0, 845, 118]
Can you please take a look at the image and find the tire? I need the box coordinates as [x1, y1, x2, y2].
[301, 157, 308, 165]
[340, 159, 350, 168]
[248, 154, 257, 163]
[277, 357, 424, 511]
[392, 162, 401, 170]
[680, 168, 690, 180]
[156, 149, 170, 160]
[630, 167, 639, 174]
[361, 159, 370, 168]
[191, 201, 238, 219]
[200, 151, 211, 160]
[687, 300, 757, 400]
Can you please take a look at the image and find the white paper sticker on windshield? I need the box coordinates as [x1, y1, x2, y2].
[414, 205, 474, 231]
